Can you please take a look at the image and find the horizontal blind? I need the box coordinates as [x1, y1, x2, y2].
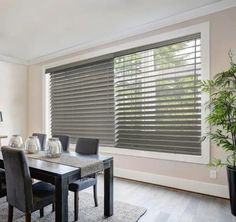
[114, 34, 202, 155]
[49, 59, 115, 145]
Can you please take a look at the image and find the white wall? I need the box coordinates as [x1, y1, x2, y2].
[28, 7, 236, 198]
[0, 61, 28, 144]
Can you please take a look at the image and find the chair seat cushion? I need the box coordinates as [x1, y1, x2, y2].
[0, 168, 5, 180]
[32, 182, 55, 211]
[0, 182, 6, 198]
[69, 177, 97, 192]
[0, 168, 6, 198]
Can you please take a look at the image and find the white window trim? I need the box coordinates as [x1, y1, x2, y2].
[43, 22, 210, 164]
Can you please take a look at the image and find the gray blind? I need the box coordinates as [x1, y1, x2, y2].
[114, 34, 202, 155]
[49, 59, 115, 145]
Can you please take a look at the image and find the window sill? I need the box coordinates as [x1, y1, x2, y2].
[99, 146, 209, 165]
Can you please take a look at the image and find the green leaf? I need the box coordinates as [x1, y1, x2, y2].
[208, 158, 225, 167]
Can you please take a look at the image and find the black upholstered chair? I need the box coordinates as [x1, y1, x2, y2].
[32, 133, 46, 150]
[0, 168, 6, 198]
[52, 135, 70, 151]
[2, 146, 55, 222]
[69, 138, 99, 221]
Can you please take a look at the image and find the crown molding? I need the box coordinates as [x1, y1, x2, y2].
[0, 54, 28, 65]
[29, 0, 236, 65]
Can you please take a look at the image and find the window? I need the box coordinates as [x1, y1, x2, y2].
[48, 59, 115, 145]
[47, 33, 202, 156]
[114, 34, 201, 155]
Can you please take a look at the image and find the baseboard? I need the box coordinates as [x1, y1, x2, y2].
[114, 168, 229, 199]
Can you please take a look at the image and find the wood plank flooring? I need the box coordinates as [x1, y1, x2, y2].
[84, 175, 236, 222]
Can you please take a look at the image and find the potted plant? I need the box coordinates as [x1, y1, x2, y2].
[202, 51, 236, 216]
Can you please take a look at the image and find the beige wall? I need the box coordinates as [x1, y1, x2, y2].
[0, 61, 28, 144]
[28, 65, 43, 134]
[28, 8, 236, 191]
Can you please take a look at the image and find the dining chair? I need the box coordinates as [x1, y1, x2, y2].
[52, 135, 70, 151]
[32, 133, 46, 150]
[2, 146, 55, 222]
[69, 138, 99, 221]
[0, 168, 6, 198]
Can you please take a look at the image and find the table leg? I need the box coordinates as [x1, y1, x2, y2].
[104, 159, 113, 217]
[55, 176, 68, 222]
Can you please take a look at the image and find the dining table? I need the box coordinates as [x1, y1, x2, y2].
[0, 150, 113, 222]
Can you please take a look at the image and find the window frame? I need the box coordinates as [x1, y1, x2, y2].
[43, 22, 210, 164]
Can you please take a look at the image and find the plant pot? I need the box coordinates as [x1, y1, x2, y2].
[227, 166, 236, 216]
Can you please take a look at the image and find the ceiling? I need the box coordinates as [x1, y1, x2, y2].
[0, 0, 233, 64]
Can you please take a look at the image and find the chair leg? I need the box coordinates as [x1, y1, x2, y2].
[40, 208, 44, 218]
[74, 191, 79, 221]
[8, 204, 13, 222]
[25, 213, 31, 222]
[93, 184, 98, 207]
[52, 203, 55, 212]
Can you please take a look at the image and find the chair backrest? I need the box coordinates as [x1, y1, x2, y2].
[2, 146, 33, 212]
[32, 133, 46, 150]
[52, 135, 70, 151]
[75, 138, 99, 155]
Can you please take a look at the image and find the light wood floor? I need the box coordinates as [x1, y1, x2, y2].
[84, 175, 236, 222]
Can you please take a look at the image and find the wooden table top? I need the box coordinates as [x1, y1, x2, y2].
[0, 150, 113, 176]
